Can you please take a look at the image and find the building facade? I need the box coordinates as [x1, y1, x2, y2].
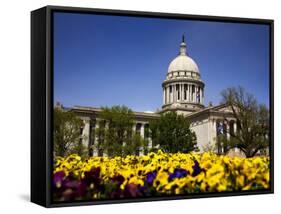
[67, 36, 238, 156]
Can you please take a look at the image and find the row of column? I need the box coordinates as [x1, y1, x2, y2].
[212, 119, 237, 154]
[82, 119, 152, 156]
[163, 83, 203, 105]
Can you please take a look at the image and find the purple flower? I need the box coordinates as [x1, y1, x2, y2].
[146, 171, 157, 185]
[53, 171, 65, 187]
[192, 160, 204, 177]
[169, 168, 188, 181]
[64, 178, 87, 197]
[83, 167, 101, 185]
[111, 175, 125, 186]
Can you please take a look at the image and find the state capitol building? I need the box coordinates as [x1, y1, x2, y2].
[58, 36, 238, 156]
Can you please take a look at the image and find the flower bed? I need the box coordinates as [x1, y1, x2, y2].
[53, 151, 270, 201]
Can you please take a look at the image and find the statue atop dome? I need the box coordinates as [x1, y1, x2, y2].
[180, 35, 187, 56]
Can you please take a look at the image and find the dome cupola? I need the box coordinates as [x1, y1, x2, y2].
[167, 35, 200, 80]
[161, 35, 205, 115]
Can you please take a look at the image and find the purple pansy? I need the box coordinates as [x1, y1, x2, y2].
[169, 168, 188, 181]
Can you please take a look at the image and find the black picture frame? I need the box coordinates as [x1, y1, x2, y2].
[31, 5, 274, 208]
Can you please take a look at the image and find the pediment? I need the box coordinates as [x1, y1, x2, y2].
[212, 104, 234, 114]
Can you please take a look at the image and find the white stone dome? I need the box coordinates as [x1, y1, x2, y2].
[168, 55, 199, 74]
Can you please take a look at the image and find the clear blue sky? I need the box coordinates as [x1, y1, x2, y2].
[54, 12, 270, 112]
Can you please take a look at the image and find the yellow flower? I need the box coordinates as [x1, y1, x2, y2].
[153, 171, 169, 189]
[53, 151, 270, 198]
[236, 175, 245, 187]
[129, 176, 144, 186]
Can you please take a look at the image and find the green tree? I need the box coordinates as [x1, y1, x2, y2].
[94, 120, 106, 156]
[53, 107, 85, 157]
[124, 132, 149, 156]
[98, 105, 135, 157]
[150, 112, 198, 153]
[220, 86, 269, 157]
[71, 140, 88, 158]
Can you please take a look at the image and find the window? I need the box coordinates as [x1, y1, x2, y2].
[144, 124, 149, 139]
[229, 120, 235, 137]
[184, 84, 187, 100]
[176, 84, 180, 100]
[136, 123, 142, 134]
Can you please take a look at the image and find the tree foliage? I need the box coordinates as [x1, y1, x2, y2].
[53, 107, 86, 157]
[96, 105, 148, 157]
[124, 133, 149, 156]
[220, 86, 269, 157]
[150, 112, 198, 153]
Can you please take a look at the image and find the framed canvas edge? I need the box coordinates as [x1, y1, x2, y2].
[31, 7, 48, 207]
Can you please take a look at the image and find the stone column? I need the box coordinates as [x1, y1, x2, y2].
[233, 122, 237, 133]
[94, 119, 100, 156]
[183, 84, 185, 101]
[197, 86, 200, 103]
[233, 122, 236, 152]
[191, 85, 194, 103]
[190, 84, 192, 102]
[140, 123, 145, 138]
[164, 86, 167, 105]
[165, 87, 167, 104]
[173, 84, 176, 103]
[188, 84, 191, 102]
[140, 123, 145, 155]
[182, 84, 184, 101]
[226, 122, 230, 140]
[213, 119, 217, 141]
[82, 119, 90, 150]
[200, 87, 203, 104]
[181, 84, 184, 101]
[194, 86, 196, 103]
[166, 86, 170, 104]
[195, 86, 198, 103]
[185, 84, 188, 101]
[202, 88, 204, 104]
[176, 84, 178, 102]
[163, 87, 165, 105]
[171, 85, 173, 103]
[168, 86, 170, 103]
[197, 86, 199, 103]
[165, 86, 167, 104]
